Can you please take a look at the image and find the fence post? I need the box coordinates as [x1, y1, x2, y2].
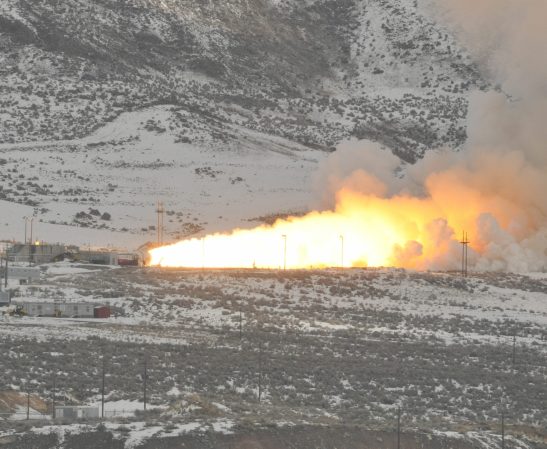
[27, 390, 30, 420]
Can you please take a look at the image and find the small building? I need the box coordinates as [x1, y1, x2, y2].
[0, 291, 10, 306]
[61, 302, 95, 318]
[16, 302, 95, 318]
[8, 267, 41, 283]
[20, 302, 56, 317]
[55, 406, 99, 419]
[79, 250, 118, 266]
[117, 253, 139, 266]
[7, 243, 66, 264]
[93, 305, 111, 319]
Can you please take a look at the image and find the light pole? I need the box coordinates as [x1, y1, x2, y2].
[101, 357, 106, 419]
[143, 358, 147, 413]
[23, 217, 28, 244]
[397, 407, 401, 449]
[52, 372, 56, 420]
[29, 217, 34, 245]
[281, 235, 287, 271]
[339, 235, 344, 268]
[28, 217, 35, 266]
[201, 237, 205, 270]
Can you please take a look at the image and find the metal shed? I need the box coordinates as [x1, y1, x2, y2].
[93, 305, 111, 318]
[0, 291, 10, 306]
[55, 406, 99, 419]
[16, 302, 95, 318]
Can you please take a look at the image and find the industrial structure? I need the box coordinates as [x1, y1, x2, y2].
[78, 250, 119, 265]
[12, 301, 111, 318]
[7, 243, 67, 264]
[7, 267, 41, 284]
[0, 291, 10, 306]
[2, 242, 139, 267]
[117, 253, 139, 266]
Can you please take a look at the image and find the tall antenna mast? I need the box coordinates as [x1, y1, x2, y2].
[155, 201, 165, 245]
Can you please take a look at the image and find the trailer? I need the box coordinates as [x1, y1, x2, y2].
[55, 406, 99, 419]
[15, 302, 97, 318]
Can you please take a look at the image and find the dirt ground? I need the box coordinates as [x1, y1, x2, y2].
[1, 425, 545, 449]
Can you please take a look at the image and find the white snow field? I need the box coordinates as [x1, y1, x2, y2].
[0, 105, 327, 249]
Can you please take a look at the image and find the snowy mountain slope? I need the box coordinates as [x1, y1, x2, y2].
[0, 0, 486, 247]
[0, 105, 326, 248]
[0, 0, 480, 154]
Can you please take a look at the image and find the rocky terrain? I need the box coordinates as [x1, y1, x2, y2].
[0, 0, 487, 247]
[0, 0, 481, 158]
[0, 263, 545, 448]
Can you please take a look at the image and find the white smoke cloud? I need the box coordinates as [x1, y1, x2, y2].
[150, 0, 547, 273]
[314, 0, 547, 272]
[313, 139, 402, 208]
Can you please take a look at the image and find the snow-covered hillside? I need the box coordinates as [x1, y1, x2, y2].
[0, 0, 485, 249]
[0, 264, 545, 447]
[0, 105, 325, 248]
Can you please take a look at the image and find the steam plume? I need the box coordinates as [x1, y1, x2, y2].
[150, 1, 547, 273]
[314, 0, 547, 272]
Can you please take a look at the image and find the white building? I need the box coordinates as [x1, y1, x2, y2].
[8, 267, 41, 283]
[15, 302, 95, 318]
[55, 406, 99, 419]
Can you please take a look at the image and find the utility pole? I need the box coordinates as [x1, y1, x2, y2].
[501, 411, 505, 449]
[143, 358, 148, 413]
[239, 301, 243, 340]
[23, 217, 28, 244]
[0, 245, 9, 290]
[27, 389, 30, 420]
[201, 237, 205, 270]
[258, 340, 263, 403]
[397, 407, 401, 449]
[101, 357, 106, 419]
[155, 201, 164, 246]
[512, 332, 516, 369]
[281, 235, 287, 271]
[52, 372, 56, 420]
[28, 217, 34, 266]
[339, 235, 344, 268]
[460, 231, 470, 277]
[29, 217, 34, 245]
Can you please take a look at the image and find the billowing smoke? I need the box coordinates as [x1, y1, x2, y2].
[150, 1, 547, 273]
[314, 0, 547, 272]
